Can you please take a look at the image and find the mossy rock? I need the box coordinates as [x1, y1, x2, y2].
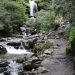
[22, 40, 30, 49]
[32, 46, 42, 53]
[0, 45, 7, 54]
[32, 41, 53, 53]
[41, 41, 53, 51]
[0, 39, 6, 42]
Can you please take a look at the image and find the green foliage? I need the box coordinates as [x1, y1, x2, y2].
[0, 0, 27, 36]
[68, 27, 75, 45]
[38, 2, 50, 10]
[41, 41, 53, 51]
[16, 0, 24, 3]
[65, 27, 75, 45]
[65, 27, 75, 55]
[32, 41, 53, 52]
[65, 26, 72, 39]
[27, 11, 58, 32]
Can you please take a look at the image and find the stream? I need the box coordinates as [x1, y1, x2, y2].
[0, 38, 33, 75]
[0, 0, 38, 75]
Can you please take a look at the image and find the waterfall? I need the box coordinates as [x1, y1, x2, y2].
[29, 0, 38, 17]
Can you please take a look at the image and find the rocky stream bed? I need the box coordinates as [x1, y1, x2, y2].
[0, 17, 74, 75]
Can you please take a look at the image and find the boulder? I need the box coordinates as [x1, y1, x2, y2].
[0, 45, 7, 54]
[16, 58, 24, 63]
[3, 71, 10, 75]
[47, 36, 55, 39]
[31, 57, 40, 63]
[14, 46, 19, 49]
[23, 57, 40, 71]
[18, 72, 24, 75]
[0, 68, 7, 73]
[20, 27, 26, 32]
[0, 38, 7, 42]
[22, 38, 37, 49]
[15, 35, 23, 38]
[22, 40, 30, 49]
[23, 61, 39, 71]
[44, 49, 53, 55]
[0, 61, 8, 67]
[37, 67, 48, 73]
[29, 71, 36, 75]
[7, 42, 21, 46]
[31, 29, 37, 35]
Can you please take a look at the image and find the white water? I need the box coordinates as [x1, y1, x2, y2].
[29, 0, 38, 17]
[5, 46, 31, 54]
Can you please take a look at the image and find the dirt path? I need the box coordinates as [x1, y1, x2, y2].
[36, 38, 74, 75]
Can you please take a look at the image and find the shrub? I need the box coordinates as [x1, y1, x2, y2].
[32, 41, 53, 53]
[0, 0, 27, 36]
[27, 10, 58, 33]
[65, 26, 72, 39]
[65, 27, 75, 55]
[41, 41, 53, 51]
[68, 27, 75, 46]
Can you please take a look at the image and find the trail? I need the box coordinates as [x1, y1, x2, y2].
[36, 17, 74, 75]
[37, 38, 74, 75]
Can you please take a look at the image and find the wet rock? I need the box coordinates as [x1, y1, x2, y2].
[22, 40, 30, 49]
[29, 71, 36, 75]
[14, 46, 19, 49]
[23, 57, 40, 71]
[0, 45, 7, 54]
[16, 58, 24, 63]
[37, 67, 48, 73]
[28, 39, 36, 48]
[18, 72, 24, 75]
[23, 61, 39, 71]
[22, 38, 37, 49]
[0, 68, 7, 73]
[7, 42, 21, 46]
[15, 35, 23, 38]
[31, 28, 37, 35]
[0, 61, 8, 67]
[3, 71, 10, 75]
[0, 38, 7, 42]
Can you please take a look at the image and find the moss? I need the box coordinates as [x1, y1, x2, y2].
[0, 45, 7, 54]
[32, 46, 42, 53]
[32, 41, 53, 53]
[0, 39, 6, 42]
[41, 41, 53, 51]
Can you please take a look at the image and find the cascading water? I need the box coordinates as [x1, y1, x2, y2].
[0, 1, 38, 75]
[29, 0, 38, 17]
